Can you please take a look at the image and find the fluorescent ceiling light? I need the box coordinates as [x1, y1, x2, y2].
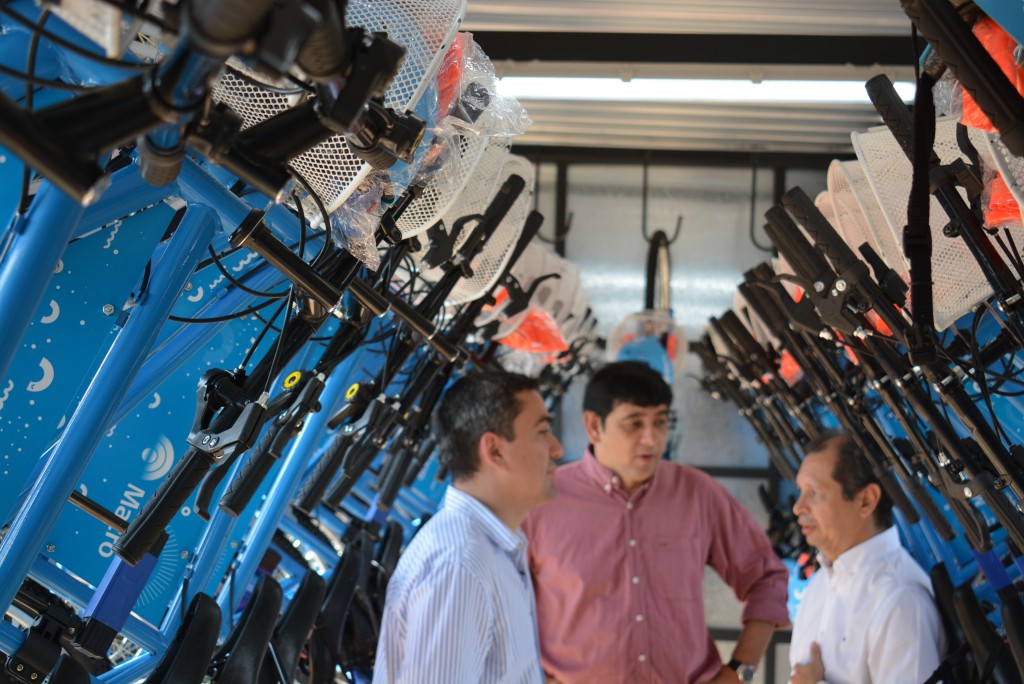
[496, 77, 916, 104]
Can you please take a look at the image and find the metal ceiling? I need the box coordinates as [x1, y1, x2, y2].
[462, 0, 919, 156]
[464, 0, 910, 36]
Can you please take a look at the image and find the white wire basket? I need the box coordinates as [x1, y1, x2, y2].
[852, 118, 996, 330]
[394, 132, 492, 239]
[211, 0, 466, 214]
[444, 154, 535, 305]
[486, 243, 584, 341]
[831, 159, 909, 284]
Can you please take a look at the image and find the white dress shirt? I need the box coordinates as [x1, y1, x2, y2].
[373, 486, 545, 684]
[790, 526, 946, 684]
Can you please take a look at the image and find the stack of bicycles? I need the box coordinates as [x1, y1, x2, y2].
[0, 1, 596, 683]
[698, 1, 1024, 681]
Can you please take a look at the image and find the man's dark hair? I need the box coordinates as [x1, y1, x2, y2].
[582, 361, 672, 422]
[806, 431, 893, 528]
[432, 372, 540, 481]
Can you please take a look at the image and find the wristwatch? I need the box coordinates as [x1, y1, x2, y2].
[726, 659, 756, 682]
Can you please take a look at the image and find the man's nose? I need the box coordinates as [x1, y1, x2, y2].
[792, 493, 806, 516]
[549, 434, 564, 460]
[639, 424, 658, 445]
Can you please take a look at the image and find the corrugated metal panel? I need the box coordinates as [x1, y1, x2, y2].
[514, 99, 885, 153]
[464, 0, 910, 36]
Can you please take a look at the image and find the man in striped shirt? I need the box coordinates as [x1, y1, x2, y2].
[373, 372, 564, 684]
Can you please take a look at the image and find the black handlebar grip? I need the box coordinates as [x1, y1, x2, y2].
[293, 432, 353, 515]
[763, 206, 835, 286]
[189, 0, 277, 47]
[403, 438, 436, 487]
[113, 447, 215, 565]
[461, 175, 527, 259]
[874, 464, 921, 525]
[901, 0, 1024, 157]
[719, 310, 764, 363]
[782, 187, 866, 279]
[707, 316, 741, 361]
[738, 278, 788, 335]
[323, 441, 378, 508]
[295, 1, 347, 80]
[219, 421, 289, 517]
[377, 451, 413, 509]
[865, 74, 929, 165]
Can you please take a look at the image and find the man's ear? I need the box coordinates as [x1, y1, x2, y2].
[582, 411, 604, 444]
[857, 483, 882, 520]
[478, 431, 506, 471]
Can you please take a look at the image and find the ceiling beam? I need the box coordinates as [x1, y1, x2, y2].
[511, 144, 845, 169]
[473, 32, 917, 67]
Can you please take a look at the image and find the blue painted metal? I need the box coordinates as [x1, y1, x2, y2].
[85, 553, 159, 633]
[0, 205, 215, 616]
[113, 263, 285, 424]
[0, 201, 176, 522]
[76, 161, 175, 238]
[177, 159, 306, 244]
[28, 555, 166, 654]
[215, 351, 367, 627]
[975, 0, 1024, 47]
[974, 549, 1014, 591]
[0, 622, 24, 659]
[0, 181, 84, 385]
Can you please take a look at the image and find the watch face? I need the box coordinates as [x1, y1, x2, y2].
[737, 665, 756, 682]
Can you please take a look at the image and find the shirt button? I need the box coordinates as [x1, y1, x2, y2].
[632, 576, 640, 585]
[626, 502, 634, 511]
[638, 654, 647, 663]
[604, 484, 611, 493]
[635, 614, 644, 622]
[611, 476, 620, 484]
[629, 538, 637, 547]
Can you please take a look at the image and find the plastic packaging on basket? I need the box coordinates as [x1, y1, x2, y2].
[497, 308, 569, 354]
[932, 70, 963, 121]
[446, 33, 532, 138]
[983, 168, 1024, 228]
[407, 32, 531, 197]
[329, 170, 394, 270]
[607, 310, 687, 385]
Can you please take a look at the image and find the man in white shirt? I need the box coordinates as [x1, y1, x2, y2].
[789, 433, 946, 684]
[373, 372, 563, 684]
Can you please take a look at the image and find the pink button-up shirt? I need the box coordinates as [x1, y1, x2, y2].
[522, 452, 790, 684]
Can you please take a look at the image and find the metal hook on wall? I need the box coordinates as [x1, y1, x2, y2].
[641, 159, 682, 245]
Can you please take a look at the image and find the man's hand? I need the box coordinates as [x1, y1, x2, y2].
[789, 642, 825, 684]
[701, 666, 741, 683]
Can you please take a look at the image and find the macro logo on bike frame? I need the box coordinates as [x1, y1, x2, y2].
[141, 436, 176, 481]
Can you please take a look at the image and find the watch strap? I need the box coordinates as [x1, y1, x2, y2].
[726, 659, 756, 682]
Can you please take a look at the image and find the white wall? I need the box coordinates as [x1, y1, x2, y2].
[535, 160, 826, 681]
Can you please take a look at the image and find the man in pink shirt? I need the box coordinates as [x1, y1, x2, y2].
[523, 361, 790, 684]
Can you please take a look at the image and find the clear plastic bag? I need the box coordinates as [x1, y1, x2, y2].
[449, 34, 532, 138]
[329, 170, 393, 270]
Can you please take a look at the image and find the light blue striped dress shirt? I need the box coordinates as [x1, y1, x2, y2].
[372, 486, 545, 684]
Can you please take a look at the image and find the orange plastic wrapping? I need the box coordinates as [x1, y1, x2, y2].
[498, 309, 569, 354]
[961, 18, 1024, 132]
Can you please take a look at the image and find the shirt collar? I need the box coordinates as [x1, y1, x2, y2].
[823, 526, 901, 578]
[580, 449, 653, 498]
[442, 485, 526, 556]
